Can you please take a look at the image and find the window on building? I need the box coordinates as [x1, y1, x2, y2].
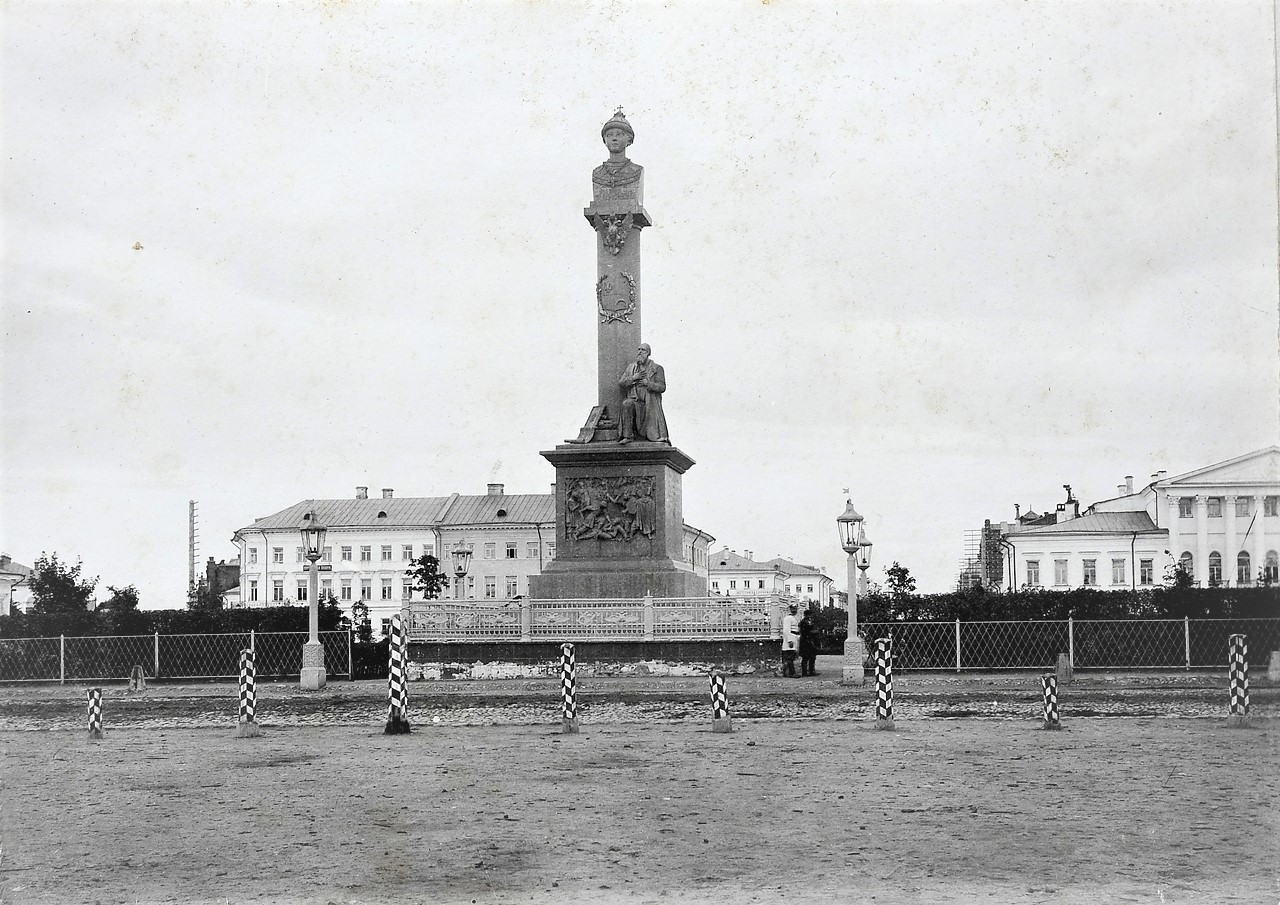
[1111, 558, 1126, 585]
[381, 545, 392, 562]
[321, 579, 332, 599]
[272, 580, 284, 602]
[484, 576, 497, 599]
[1207, 498, 1222, 518]
[1180, 551, 1194, 578]
[484, 543, 496, 559]
[758, 580, 765, 589]
[1236, 497, 1251, 518]
[1237, 551, 1252, 586]
[1266, 497, 1279, 517]
[546, 543, 555, 561]
[1082, 559, 1096, 586]
[505, 576, 518, 598]
[341, 546, 352, 561]
[249, 580, 258, 602]
[381, 578, 393, 600]
[1266, 551, 1279, 583]
[297, 582, 308, 601]
[360, 546, 372, 562]
[1208, 552, 1222, 586]
[402, 582, 412, 600]
[424, 545, 434, 558]
[273, 547, 284, 564]
[380, 619, 392, 638]
[506, 542, 517, 559]
[527, 542, 539, 559]
[1140, 559, 1154, 586]
[322, 546, 332, 563]
[729, 580, 737, 590]
[1178, 498, 1193, 518]
[294, 546, 304, 562]
[340, 580, 352, 601]
[711, 581, 719, 589]
[402, 544, 413, 561]
[807, 584, 814, 593]
[1026, 560, 1040, 587]
[1054, 560, 1068, 586]
[249, 548, 258, 565]
[360, 579, 372, 600]
[467, 575, 476, 598]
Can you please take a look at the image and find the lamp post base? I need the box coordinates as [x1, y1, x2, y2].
[841, 637, 867, 686]
[299, 641, 327, 691]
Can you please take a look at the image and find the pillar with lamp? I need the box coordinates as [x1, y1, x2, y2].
[450, 542, 473, 599]
[837, 499, 873, 685]
[298, 510, 327, 690]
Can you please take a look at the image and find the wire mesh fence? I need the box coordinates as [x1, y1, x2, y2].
[0, 631, 351, 682]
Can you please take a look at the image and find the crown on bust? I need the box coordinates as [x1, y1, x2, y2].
[601, 107, 634, 140]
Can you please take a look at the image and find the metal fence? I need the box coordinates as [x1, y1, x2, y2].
[403, 596, 782, 643]
[861, 618, 1280, 671]
[0, 630, 351, 683]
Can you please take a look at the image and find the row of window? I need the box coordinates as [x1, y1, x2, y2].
[1177, 496, 1280, 518]
[247, 542, 557, 566]
[246, 574, 528, 603]
[1026, 557, 1155, 588]
[708, 579, 819, 594]
[1179, 550, 1279, 584]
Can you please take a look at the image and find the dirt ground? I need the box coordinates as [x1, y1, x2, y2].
[0, 669, 1277, 904]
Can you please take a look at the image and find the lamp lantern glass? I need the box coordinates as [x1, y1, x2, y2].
[299, 511, 327, 560]
[856, 530, 873, 571]
[836, 500, 864, 553]
[451, 543, 473, 579]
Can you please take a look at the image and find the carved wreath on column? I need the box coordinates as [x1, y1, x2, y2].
[596, 212, 633, 255]
[596, 272, 637, 324]
[566, 476, 656, 542]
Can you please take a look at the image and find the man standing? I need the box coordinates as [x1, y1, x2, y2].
[781, 603, 800, 677]
[618, 343, 669, 444]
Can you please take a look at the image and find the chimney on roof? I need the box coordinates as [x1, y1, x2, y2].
[1118, 483, 1127, 496]
[1157, 470, 1167, 481]
[356, 486, 368, 500]
[1014, 503, 1021, 518]
[488, 483, 504, 496]
[1125, 475, 1134, 494]
[382, 488, 393, 499]
[744, 550, 752, 560]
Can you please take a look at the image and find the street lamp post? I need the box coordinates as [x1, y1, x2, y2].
[450, 543, 473, 599]
[837, 499, 873, 685]
[299, 510, 327, 690]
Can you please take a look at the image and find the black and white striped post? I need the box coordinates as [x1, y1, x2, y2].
[86, 688, 103, 740]
[384, 613, 411, 735]
[234, 648, 262, 738]
[709, 672, 732, 734]
[1041, 673, 1062, 730]
[1226, 633, 1250, 729]
[873, 638, 894, 731]
[560, 642, 579, 734]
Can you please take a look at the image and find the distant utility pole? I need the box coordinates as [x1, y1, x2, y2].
[189, 500, 200, 591]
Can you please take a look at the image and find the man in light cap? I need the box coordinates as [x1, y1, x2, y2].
[618, 344, 669, 444]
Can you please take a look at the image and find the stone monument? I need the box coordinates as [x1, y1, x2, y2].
[529, 110, 707, 600]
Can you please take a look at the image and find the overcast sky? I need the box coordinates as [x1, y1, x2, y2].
[3, 1, 1278, 605]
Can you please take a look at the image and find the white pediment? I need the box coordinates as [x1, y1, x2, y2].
[1162, 447, 1280, 487]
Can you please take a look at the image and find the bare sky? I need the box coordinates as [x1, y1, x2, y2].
[3, 1, 1278, 604]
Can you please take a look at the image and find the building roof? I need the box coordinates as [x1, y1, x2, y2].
[1158, 446, 1280, 486]
[238, 493, 553, 533]
[0, 554, 32, 579]
[1007, 511, 1161, 537]
[709, 549, 779, 572]
[440, 494, 554, 525]
[761, 556, 828, 578]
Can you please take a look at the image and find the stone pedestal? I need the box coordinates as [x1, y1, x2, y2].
[529, 441, 707, 599]
[841, 637, 867, 685]
[299, 640, 327, 690]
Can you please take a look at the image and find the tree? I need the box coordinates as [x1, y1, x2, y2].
[351, 598, 373, 643]
[406, 554, 450, 600]
[1164, 560, 1195, 591]
[885, 562, 917, 599]
[29, 552, 98, 615]
[100, 585, 140, 613]
[187, 581, 224, 611]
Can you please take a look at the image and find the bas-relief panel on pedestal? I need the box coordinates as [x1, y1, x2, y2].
[565, 476, 657, 543]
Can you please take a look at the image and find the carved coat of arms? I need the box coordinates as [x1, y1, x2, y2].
[596, 272, 637, 324]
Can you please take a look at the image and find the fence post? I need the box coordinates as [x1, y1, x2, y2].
[86, 688, 103, 740]
[234, 649, 262, 738]
[1184, 616, 1191, 670]
[153, 632, 160, 679]
[348, 628, 354, 681]
[769, 599, 782, 641]
[873, 638, 894, 731]
[520, 597, 532, 641]
[250, 629, 255, 653]
[1041, 673, 1062, 730]
[1226, 633, 1249, 729]
[1067, 617, 1075, 669]
[385, 614, 411, 734]
[60, 635, 65, 685]
[642, 593, 655, 641]
[709, 672, 732, 733]
[560, 642, 579, 734]
[955, 619, 961, 673]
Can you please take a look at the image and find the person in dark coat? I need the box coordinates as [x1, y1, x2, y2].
[798, 606, 819, 677]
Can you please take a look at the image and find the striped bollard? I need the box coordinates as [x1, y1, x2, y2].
[561, 643, 579, 734]
[86, 688, 103, 740]
[1041, 673, 1062, 730]
[1226, 633, 1250, 729]
[709, 672, 732, 734]
[234, 648, 262, 738]
[384, 614, 411, 735]
[873, 638, 894, 731]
